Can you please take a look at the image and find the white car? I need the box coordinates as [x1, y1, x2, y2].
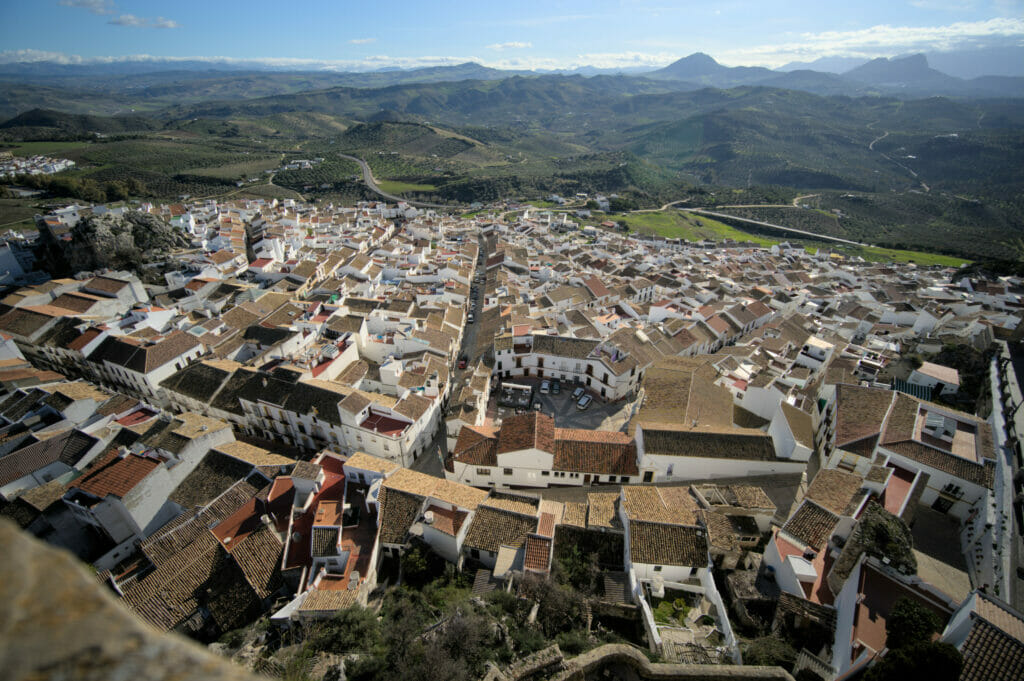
[576, 395, 593, 410]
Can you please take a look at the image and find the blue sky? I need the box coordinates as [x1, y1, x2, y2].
[1, 0, 1022, 69]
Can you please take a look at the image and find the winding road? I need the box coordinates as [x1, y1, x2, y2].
[338, 154, 451, 209]
[682, 208, 868, 247]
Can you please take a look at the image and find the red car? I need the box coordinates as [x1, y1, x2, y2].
[457, 354, 468, 369]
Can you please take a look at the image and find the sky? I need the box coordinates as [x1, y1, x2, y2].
[1, 0, 1022, 70]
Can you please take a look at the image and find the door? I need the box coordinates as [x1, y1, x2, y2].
[583, 474, 591, 484]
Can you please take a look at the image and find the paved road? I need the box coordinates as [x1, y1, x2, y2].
[338, 153, 452, 209]
[683, 208, 868, 247]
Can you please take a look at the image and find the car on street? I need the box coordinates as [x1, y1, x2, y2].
[576, 395, 593, 410]
[467, 312, 475, 323]
[551, 379, 561, 394]
[540, 380, 550, 394]
[533, 401, 542, 411]
[571, 386, 585, 401]
[457, 354, 468, 369]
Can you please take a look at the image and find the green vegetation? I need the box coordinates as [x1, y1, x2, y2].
[846, 245, 970, 267]
[377, 180, 438, 194]
[742, 636, 798, 670]
[615, 210, 780, 246]
[2, 140, 92, 156]
[1, 70, 1021, 259]
[864, 597, 962, 681]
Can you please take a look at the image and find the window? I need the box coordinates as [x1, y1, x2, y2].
[541, 471, 550, 477]
[653, 565, 662, 572]
[476, 468, 490, 476]
[504, 468, 513, 476]
[643, 471, 653, 483]
[620, 476, 629, 483]
[470, 548, 480, 559]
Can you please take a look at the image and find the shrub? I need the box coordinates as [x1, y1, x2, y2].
[743, 636, 797, 670]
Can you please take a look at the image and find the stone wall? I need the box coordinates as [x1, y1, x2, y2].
[485, 643, 795, 681]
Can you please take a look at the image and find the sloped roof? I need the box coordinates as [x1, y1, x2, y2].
[463, 506, 537, 553]
[629, 520, 708, 567]
[73, 452, 160, 499]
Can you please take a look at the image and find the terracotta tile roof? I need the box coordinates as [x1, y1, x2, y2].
[553, 428, 638, 476]
[885, 441, 996, 489]
[805, 468, 865, 517]
[641, 427, 777, 461]
[169, 451, 255, 510]
[729, 485, 777, 511]
[463, 506, 538, 554]
[482, 491, 539, 516]
[974, 593, 1024, 643]
[121, 531, 260, 633]
[622, 485, 698, 526]
[497, 412, 554, 455]
[959, 617, 1024, 681]
[344, 451, 400, 475]
[561, 502, 588, 528]
[141, 480, 259, 566]
[213, 440, 294, 469]
[298, 589, 357, 613]
[383, 467, 487, 510]
[524, 535, 552, 573]
[230, 524, 284, 599]
[453, 425, 499, 465]
[833, 383, 894, 448]
[629, 520, 708, 567]
[0, 430, 97, 486]
[781, 501, 839, 549]
[311, 526, 340, 557]
[697, 509, 740, 553]
[586, 492, 619, 529]
[376, 486, 423, 545]
[73, 451, 159, 499]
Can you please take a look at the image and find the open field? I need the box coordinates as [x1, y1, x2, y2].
[376, 179, 437, 194]
[845, 245, 970, 267]
[616, 210, 780, 247]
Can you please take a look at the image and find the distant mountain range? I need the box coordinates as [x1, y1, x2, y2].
[1, 47, 1023, 97]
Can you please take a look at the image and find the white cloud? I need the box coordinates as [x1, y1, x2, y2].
[108, 14, 180, 29]
[58, 0, 114, 15]
[151, 17, 181, 29]
[487, 41, 532, 50]
[108, 14, 146, 27]
[718, 17, 1024, 67]
[349, 38, 376, 44]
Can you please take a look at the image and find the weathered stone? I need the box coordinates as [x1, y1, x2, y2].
[39, 210, 190, 276]
[0, 519, 266, 681]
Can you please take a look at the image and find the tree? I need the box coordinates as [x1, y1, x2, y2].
[743, 636, 797, 670]
[303, 605, 381, 655]
[885, 597, 942, 651]
[864, 641, 962, 681]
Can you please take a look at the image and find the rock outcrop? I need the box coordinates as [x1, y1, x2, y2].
[0, 519, 266, 681]
[38, 210, 190, 276]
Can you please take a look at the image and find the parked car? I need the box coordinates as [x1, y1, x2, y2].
[571, 386, 585, 401]
[457, 354, 468, 369]
[540, 380, 550, 394]
[576, 395, 593, 410]
[533, 401, 542, 411]
[467, 312, 475, 323]
[551, 379, 561, 394]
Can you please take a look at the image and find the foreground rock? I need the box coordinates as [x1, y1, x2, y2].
[0, 519, 265, 681]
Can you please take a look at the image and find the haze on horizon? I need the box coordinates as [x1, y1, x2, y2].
[1, 0, 1022, 73]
